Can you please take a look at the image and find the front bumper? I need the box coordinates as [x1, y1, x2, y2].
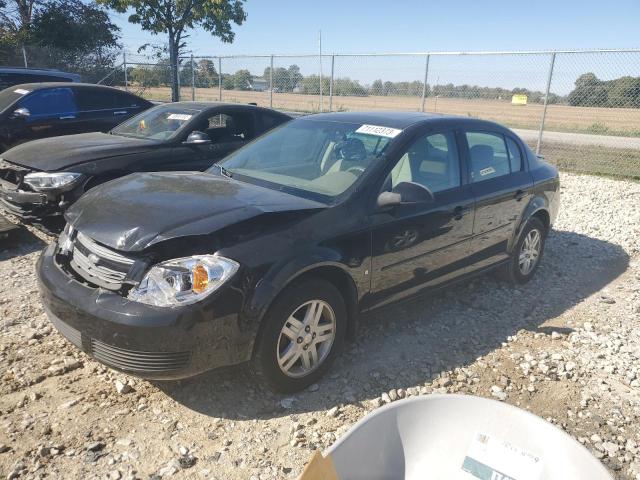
[0, 178, 49, 220]
[37, 244, 252, 380]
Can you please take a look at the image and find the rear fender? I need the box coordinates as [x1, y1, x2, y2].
[510, 195, 549, 253]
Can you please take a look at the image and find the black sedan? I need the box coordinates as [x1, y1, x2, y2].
[0, 83, 152, 152]
[0, 102, 291, 231]
[37, 112, 560, 392]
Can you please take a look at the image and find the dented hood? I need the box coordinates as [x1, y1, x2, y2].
[2, 132, 157, 171]
[65, 171, 325, 252]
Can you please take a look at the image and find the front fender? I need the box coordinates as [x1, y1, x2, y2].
[244, 246, 358, 323]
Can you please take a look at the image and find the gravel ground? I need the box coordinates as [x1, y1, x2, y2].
[1, 172, 639, 480]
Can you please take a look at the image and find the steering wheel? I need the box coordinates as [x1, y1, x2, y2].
[346, 166, 365, 175]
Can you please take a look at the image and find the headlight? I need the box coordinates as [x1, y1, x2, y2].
[127, 255, 239, 307]
[23, 172, 83, 191]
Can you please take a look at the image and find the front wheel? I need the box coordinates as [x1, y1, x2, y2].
[252, 278, 346, 393]
[497, 217, 547, 284]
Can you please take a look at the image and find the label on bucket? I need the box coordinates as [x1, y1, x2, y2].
[461, 433, 543, 480]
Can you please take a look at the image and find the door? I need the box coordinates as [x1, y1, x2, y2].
[464, 131, 534, 269]
[170, 110, 257, 171]
[8, 87, 79, 145]
[74, 87, 117, 133]
[368, 130, 475, 308]
[74, 88, 147, 133]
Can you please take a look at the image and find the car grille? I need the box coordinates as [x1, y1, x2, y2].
[69, 232, 135, 290]
[91, 339, 191, 373]
[47, 308, 83, 349]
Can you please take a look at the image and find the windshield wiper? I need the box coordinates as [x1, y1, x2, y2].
[214, 164, 233, 178]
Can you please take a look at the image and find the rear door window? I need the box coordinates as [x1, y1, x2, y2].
[200, 112, 254, 142]
[113, 91, 145, 108]
[465, 132, 511, 182]
[18, 87, 77, 118]
[75, 88, 114, 111]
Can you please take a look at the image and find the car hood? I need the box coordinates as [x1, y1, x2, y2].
[65, 171, 326, 252]
[1, 132, 157, 171]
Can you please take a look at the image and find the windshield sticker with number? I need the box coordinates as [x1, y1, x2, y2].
[167, 113, 192, 121]
[355, 124, 402, 138]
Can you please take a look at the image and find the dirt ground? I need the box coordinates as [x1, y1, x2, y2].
[1, 172, 640, 479]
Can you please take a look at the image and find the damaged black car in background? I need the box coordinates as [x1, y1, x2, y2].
[37, 112, 560, 392]
[0, 102, 291, 232]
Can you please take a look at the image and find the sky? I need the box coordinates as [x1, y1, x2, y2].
[111, 0, 640, 93]
[113, 0, 639, 55]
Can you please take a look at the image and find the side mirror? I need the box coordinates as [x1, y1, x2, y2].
[184, 131, 211, 145]
[11, 107, 30, 119]
[377, 181, 434, 209]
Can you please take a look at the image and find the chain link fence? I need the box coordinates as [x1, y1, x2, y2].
[98, 49, 640, 178]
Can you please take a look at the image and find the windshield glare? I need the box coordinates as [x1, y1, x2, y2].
[217, 119, 394, 199]
[112, 105, 200, 140]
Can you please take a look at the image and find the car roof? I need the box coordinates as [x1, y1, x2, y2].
[0, 67, 80, 78]
[9, 82, 133, 91]
[301, 110, 510, 132]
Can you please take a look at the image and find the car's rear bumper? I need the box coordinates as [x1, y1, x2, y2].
[36, 243, 252, 380]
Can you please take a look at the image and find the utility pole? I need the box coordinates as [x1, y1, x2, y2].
[319, 30, 323, 112]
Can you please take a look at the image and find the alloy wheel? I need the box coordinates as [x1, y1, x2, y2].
[519, 228, 542, 275]
[276, 300, 336, 378]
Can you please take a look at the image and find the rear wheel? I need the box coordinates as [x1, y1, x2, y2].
[497, 217, 547, 284]
[252, 279, 346, 393]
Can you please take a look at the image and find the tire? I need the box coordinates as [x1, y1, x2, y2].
[497, 217, 547, 284]
[252, 278, 346, 393]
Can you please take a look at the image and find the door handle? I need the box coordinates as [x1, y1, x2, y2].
[515, 189, 525, 201]
[113, 110, 128, 115]
[59, 115, 76, 120]
[452, 205, 471, 220]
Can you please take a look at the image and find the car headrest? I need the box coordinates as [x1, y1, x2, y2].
[335, 138, 367, 162]
[469, 144, 494, 168]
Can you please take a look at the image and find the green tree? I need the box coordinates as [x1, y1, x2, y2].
[197, 58, 218, 87]
[98, 0, 246, 102]
[0, 0, 38, 39]
[28, 0, 120, 81]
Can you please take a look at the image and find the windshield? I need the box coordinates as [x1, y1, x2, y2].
[217, 119, 396, 199]
[0, 86, 28, 113]
[112, 104, 200, 140]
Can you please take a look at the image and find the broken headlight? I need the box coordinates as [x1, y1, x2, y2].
[127, 255, 238, 307]
[23, 172, 83, 191]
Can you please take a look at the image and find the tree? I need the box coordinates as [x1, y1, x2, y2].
[197, 58, 218, 87]
[263, 64, 302, 92]
[98, 0, 246, 102]
[28, 0, 120, 81]
[0, 0, 38, 38]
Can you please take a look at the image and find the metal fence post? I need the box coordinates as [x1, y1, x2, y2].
[218, 57, 222, 101]
[123, 51, 128, 91]
[329, 54, 335, 112]
[21, 45, 28, 68]
[269, 54, 274, 108]
[191, 53, 195, 101]
[536, 52, 556, 154]
[420, 54, 430, 112]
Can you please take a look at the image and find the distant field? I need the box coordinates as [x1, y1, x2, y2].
[138, 86, 640, 137]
